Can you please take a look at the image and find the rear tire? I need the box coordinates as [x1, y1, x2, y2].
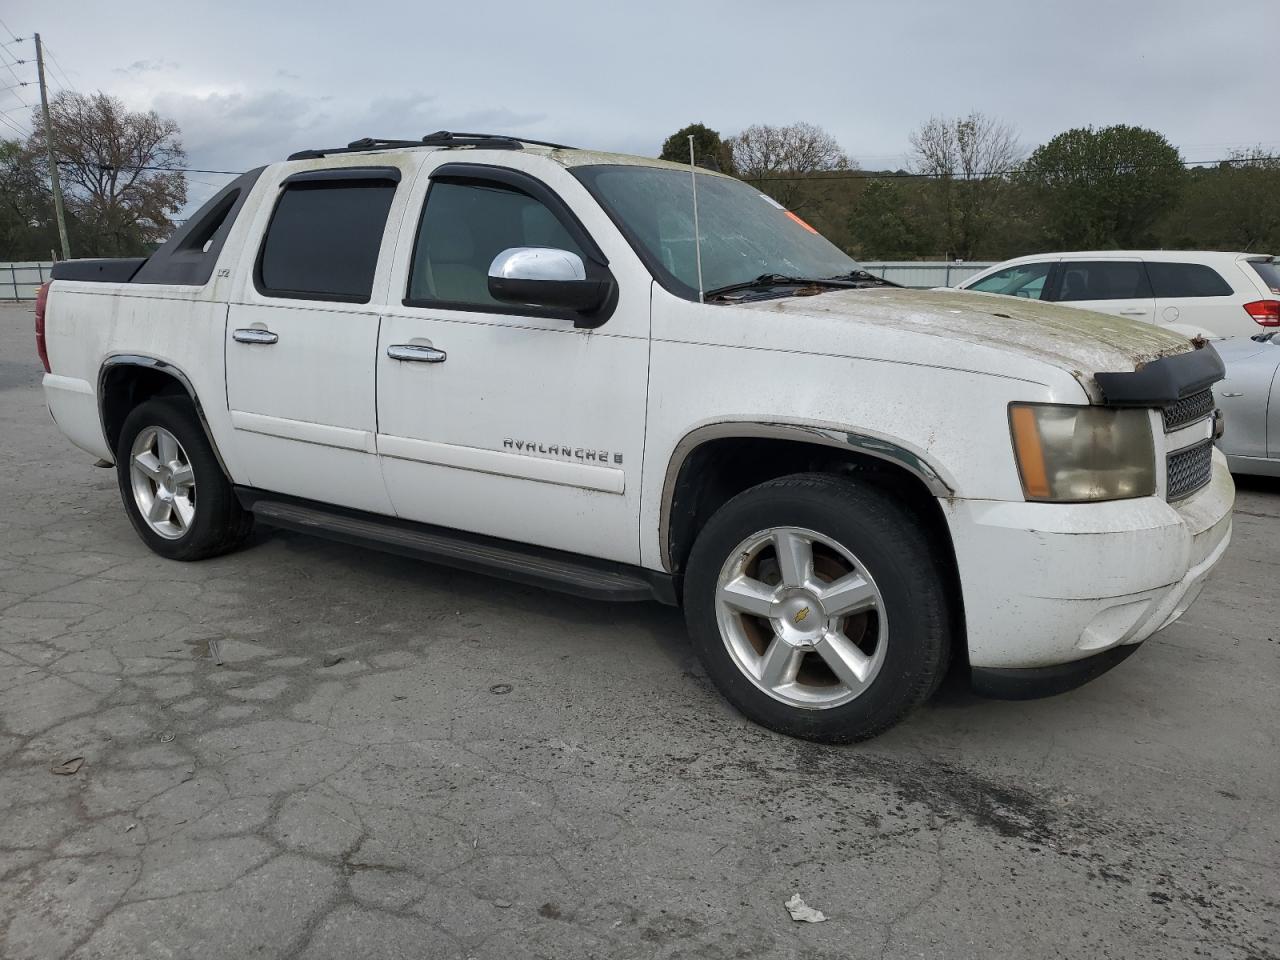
[683, 473, 951, 743]
[115, 398, 252, 561]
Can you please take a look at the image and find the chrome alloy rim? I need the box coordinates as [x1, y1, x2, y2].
[129, 426, 196, 539]
[714, 526, 888, 710]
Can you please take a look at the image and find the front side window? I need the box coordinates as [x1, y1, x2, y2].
[967, 262, 1052, 300]
[1146, 262, 1233, 298]
[1055, 261, 1152, 302]
[257, 180, 396, 302]
[408, 179, 587, 308]
[572, 164, 858, 300]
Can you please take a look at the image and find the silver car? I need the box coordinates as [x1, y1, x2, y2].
[1217, 332, 1280, 477]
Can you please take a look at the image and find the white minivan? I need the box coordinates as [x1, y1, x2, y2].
[957, 251, 1280, 339]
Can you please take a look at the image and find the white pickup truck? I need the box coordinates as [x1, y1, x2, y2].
[37, 131, 1235, 742]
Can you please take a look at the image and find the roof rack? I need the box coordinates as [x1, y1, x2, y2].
[286, 130, 577, 161]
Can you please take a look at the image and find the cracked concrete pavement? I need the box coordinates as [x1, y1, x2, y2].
[1, 301, 1277, 959]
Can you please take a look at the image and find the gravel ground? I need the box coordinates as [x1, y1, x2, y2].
[0, 301, 1277, 959]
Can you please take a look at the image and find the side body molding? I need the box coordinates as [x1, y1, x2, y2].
[97, 354, 231, 475]
[659, 421, 955, 571]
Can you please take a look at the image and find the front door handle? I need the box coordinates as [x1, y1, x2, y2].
[233, 328, 279, 344]
[387, 344, 447, 363]
[1118, 308, 1148, 316]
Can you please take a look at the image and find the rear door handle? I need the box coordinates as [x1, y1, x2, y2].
[387, 344, 447, 363]
[233, 328, 279, 344]
[1118, 308, 1148, 316]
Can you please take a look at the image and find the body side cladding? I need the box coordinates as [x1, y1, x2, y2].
[97, 354, 231, 476]
[658, 421, 954, 572]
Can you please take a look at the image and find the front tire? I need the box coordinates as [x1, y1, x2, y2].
[684, 473, 952, 743]
[115, 398, 252, 561]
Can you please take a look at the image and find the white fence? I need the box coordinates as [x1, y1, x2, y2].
[2, 259, 994, 300]
[1, 262, 54, 301]
[860, 261, 996, 288]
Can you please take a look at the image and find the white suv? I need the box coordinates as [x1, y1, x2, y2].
[957, 251, 1280, 339]
[37, 133, 1235, 742]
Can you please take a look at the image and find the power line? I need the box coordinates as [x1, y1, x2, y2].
[40, 43, 74, 90]
[0, 16, 20, 43]
[0, 109, 28, 137]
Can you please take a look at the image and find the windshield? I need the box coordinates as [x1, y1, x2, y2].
[572, 164, 859, 300]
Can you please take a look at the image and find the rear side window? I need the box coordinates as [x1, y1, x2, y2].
[1146, 262, 1233, 298]
[1055, 261, 1152, 301]
[1248, 259, 1280, 295]
[257, 180, 396, 302]
[967, 262, 1052, 300]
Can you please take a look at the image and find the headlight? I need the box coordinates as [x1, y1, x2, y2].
[1008, 403, 1155, 502]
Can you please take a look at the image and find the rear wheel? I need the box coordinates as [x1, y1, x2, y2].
[116, 398, 252, 560]
[683, 473, 951, 743]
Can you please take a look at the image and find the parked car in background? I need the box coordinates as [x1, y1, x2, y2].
[1216, 332, 1280, 477]
[957, 251, 1280, 339]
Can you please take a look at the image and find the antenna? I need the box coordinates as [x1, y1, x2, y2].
[688, 135, 704, 303]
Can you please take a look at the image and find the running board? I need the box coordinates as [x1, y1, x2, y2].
[236, 489, 673, 604]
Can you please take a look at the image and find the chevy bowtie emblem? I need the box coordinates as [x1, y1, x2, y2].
[793, 607, 810, 624]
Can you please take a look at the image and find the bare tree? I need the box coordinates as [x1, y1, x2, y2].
[727, 122, 852, 211]
[910, 112, 1020, 259]
[26, 91, 187, 256]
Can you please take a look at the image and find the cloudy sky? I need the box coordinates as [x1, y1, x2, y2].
[2, 0, 1276, 213]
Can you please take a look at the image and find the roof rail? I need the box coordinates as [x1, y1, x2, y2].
[286, 131, 577, 161]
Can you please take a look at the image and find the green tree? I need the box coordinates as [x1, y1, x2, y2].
[659, 122, 732, 173]
[846, 178, 936, 259]
[1021, 125, 1183, 249]
[0, 139, 57, 259]
[1158, 148, 1280, 252]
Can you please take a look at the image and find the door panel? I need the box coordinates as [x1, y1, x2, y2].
[225, 302, 390, 512]
[375, 160, 651, 564]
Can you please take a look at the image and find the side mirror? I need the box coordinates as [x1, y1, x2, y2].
[487, 247, 610, 313]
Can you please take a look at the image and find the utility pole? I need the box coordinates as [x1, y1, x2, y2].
[34, 33, 71, 260]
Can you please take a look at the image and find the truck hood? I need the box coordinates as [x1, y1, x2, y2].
[739, 287, 1194, 388]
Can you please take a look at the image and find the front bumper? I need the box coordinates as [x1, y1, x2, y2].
[946, 450, 1234, 672]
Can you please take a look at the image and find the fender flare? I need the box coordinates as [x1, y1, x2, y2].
[658, 420, 955, 571]
[97, 354, 231, 476]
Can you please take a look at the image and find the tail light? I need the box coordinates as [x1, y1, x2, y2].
[1243, 299, 1280, 327]
[34, 281, 51, 373]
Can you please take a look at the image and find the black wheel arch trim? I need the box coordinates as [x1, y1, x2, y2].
[659, 421, 955, 572]
[97, 354, 231, 477]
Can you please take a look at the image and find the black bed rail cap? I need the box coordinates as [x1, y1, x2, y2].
[1094, 342, 1226, 407]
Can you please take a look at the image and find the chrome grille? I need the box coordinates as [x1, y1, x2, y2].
[1167, 440, 1213, 501]
[1162, 389, 1215, 432]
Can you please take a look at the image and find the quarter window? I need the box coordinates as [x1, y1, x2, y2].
[1055, 261, 1152, 302]
[1145, 262, 1234, 298]
[257, 180, 396, 302]
[408, 179, 587, 308]
[967, 262, 1052, 300]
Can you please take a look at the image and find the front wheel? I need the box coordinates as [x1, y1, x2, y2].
[116, 398, 252, 561]
[683, 473, 952, 743]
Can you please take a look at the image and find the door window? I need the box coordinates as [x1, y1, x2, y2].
[257, 179, 396, 302]
[1146, 262, 1233, 298]
[407, 179, 587, 308]
[967, 262, 1052, 299]
[1055, 261, 1152, 302]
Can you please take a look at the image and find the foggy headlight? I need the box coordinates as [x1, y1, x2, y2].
[1008, 403, 1155, 502]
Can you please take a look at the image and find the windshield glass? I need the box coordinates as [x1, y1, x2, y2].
[572, 164, 859, 299]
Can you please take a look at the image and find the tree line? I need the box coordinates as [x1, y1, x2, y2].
[660, 117, 1280, 261]
[3, 96, 1278, 263]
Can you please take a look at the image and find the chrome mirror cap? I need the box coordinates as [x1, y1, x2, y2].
[488, 247, 587, 283]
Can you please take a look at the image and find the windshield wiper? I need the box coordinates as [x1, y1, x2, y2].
[823, 270, 900, 288]
[704, 274, 845, 300]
